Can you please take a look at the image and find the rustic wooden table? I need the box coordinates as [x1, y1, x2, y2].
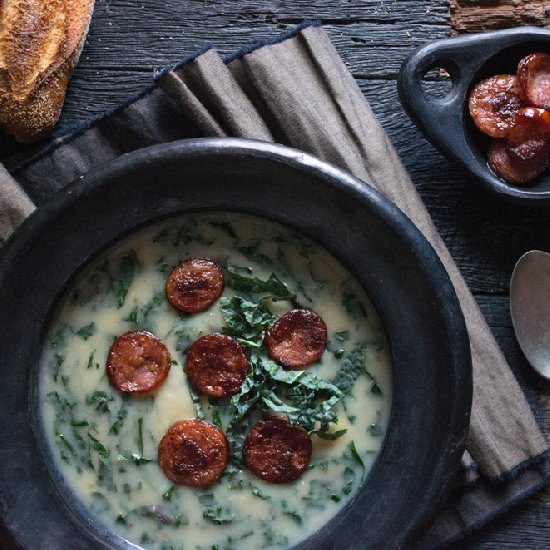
[2, 1, 549, 548]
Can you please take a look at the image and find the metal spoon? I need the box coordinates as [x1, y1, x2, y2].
[510, 250, 550, 380]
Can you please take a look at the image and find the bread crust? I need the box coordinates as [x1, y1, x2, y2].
[0, 0, 95, 142]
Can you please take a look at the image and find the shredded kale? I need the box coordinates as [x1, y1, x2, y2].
[86, 350, 99, 370]
[218, 283, 346, 466]
[174, 327, 194, 353]
[98, 460, 115, 491]
[332, 346, 366, 394]
[71, 419, 89, 428]
[88, 432, 110, 461]
[162, 485, 177, 501]
[341, 291, 367, 318]
[137, 417, 144, 455]
[302, 479, 333, 510]
[251, 487, 271, 500]
[237, 243, 273, 267]
[208, 221, 238, 239]
[123, 293, 163, 331]
[47, 391, 76, 423]
[51, 353, 64, 383]
[155, 256, 171, 274]
[335, 330, 349, 342]
[135, 505, 185, 527]
[55, 430, 75, 455]
[49, 327, 66, 349]
[281, 498, 303, 524]
[117, 451, 152, 466]
[73, 259, 114, 306]
[113, 251, 140, 308]
[316, 429, 348, 441]
[189, 387, 205, 420]
[348, 440, 366, 483]
[153, 226, 171, 244]
[90, 491, 111, 513]
[368, 411, 383, 437]
[199, 494, 233, 525]
[225, 265, 295, 302]
[332, 345, 382, 397]
[342, 467, 355, 495]
[228, 351, 344, 441]
[224, 415, 253, 472]
[172, 221, 195, 247]
[76, 322, 96, 340]
[212, 409, 223, 431]
[86, 391, 114, 414]
[109, 406, 127, 435]
[371, 382, 383, 396]
[220, 296, 275, 348]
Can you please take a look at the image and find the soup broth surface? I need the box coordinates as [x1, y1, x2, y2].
[40, 212, 391, 550]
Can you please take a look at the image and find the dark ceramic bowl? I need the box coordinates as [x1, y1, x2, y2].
[398, 26, 550, 206]
[0, 139, 471, 549]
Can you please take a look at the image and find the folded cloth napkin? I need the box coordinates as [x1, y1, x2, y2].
[1, 22, 549, 548]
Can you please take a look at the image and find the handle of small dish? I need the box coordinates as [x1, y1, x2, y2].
[397, 39, 476, 165]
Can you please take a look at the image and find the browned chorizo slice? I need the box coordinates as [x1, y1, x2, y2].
[468, 75, 524, 138]
[517, 53, 550, 110]
[243, 417, 312, 483]
[165, 258, 224, 313]
[264, 309, 327, 369]
[508, 107, 550, 144]
[507, 137, 549, 163]
[158, 420, 229, 487]
[107, 330, 171, 394]
[488, 139, 549, 186]
[506, 108, 550, 162]
[186, 334, 248, 398]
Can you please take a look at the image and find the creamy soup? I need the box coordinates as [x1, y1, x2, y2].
[40, 212, 392, 550]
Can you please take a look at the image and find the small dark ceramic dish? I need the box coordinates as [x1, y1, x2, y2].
[0, 139, 471, 549]
[398, 26, 550, 206]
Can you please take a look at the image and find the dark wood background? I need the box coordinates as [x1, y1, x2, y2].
[2, 0, 549, 548]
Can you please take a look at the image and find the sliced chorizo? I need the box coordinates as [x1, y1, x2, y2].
[507, 137, 549, 163]
[488, 139, 549, 186]
[264, 309, 327, 369]
[517, 53, 550, 110]
[243, 417, 312, 484]
[508, 107, 550, 144]
[468, 75, 524, 138]
[505, 108, 550, 162]
[186, 334, 248, 398]
[165, 258, 224, 313]
[107, 330, 171, 394]
[158, 420, 229, 487]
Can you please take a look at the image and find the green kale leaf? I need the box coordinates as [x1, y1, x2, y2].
[220, 295, 275, 348]
[113, 251, 140, 308]
[226, 265, 295, 302]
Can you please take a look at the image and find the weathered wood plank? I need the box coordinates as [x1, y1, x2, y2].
[450, 0, 550, 34]
[80, 22, 447, 76]
[460, 489, 550, 549]
[92, 0, 448, 25]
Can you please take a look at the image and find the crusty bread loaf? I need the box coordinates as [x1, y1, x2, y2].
[0, 0, 95, 143]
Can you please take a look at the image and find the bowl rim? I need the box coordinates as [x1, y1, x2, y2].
[0, 138, 472, 549]
[398, 26, 550, 205]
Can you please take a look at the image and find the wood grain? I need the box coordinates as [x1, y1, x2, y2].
[1, 0, 550, 548]
[450, 0, 550, 34]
